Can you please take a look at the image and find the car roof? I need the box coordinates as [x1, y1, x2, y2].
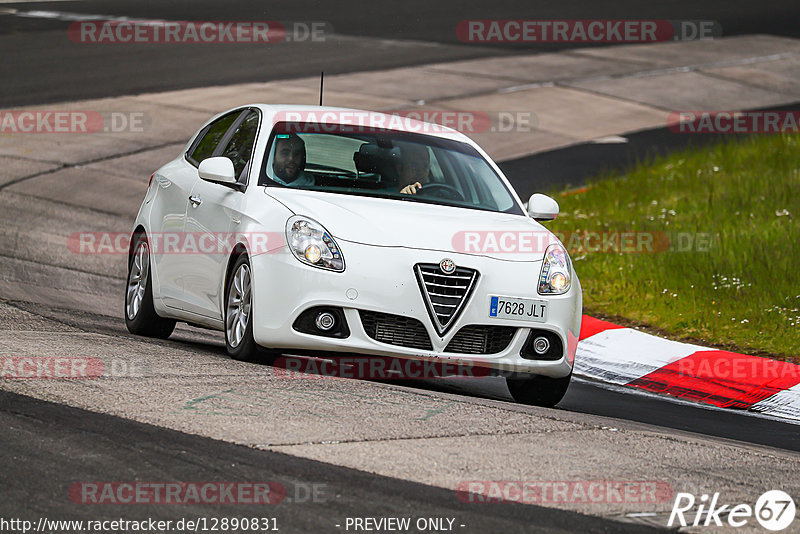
[239, 103, 476, 145]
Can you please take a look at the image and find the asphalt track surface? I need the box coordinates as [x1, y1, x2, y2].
[0, 390, 659, 534]
[2, 1, 800, 532]
[2, 0, 800, 106]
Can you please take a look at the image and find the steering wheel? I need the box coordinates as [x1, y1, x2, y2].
[416, 183, 465, 201]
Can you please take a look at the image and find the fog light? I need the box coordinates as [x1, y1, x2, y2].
[315, 311, 335, 331]
[533, 336, 550, 355]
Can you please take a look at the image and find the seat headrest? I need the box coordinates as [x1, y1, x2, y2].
[353, 144, 400, 185]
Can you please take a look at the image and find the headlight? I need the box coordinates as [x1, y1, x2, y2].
[285, 216, 345, 272]
[538, 243, 571, 295]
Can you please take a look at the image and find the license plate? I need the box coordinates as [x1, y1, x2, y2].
[489, 296, 547, 322]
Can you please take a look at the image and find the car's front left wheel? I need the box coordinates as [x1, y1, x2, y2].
[125, 233, 176, 338]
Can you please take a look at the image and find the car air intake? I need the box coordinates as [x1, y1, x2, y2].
[359, 310, 433, 350]
[444, 325, 517, 354]
[414, 263, 479, 335]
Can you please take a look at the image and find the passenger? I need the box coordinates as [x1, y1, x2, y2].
[272, 133, 314, 186]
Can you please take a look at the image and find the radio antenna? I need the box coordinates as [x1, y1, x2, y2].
[319, 71, 324, 106]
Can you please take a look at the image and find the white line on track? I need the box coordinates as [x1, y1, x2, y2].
[0, 8, 159, 22]
[0, 0, 81, 3]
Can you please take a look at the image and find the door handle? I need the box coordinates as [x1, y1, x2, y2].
[189, 195, 202, 207]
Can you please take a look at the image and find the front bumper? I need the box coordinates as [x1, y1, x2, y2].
[250, 240, 581, 378]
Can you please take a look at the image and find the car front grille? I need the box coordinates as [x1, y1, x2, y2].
[444, 325, 517, 354]
[415, 263, 479, 335]
[359, 310, 433, 350]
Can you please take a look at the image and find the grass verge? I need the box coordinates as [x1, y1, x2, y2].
[548, 134, 799, 362]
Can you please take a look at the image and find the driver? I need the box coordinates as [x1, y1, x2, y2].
[272, 133, 314, 186]
[396, 142, 430, 195]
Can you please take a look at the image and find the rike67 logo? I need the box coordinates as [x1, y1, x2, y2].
[669, 490, 795, 530]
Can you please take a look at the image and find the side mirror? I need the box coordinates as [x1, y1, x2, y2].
[527, 193, 559, 221]
[198, 157, 237, 185]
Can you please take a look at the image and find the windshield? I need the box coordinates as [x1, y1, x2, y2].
[259, 123, 524, 215]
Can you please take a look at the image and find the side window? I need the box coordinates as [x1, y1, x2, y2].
[220, 111, 259, 181]
[187, 112, 239, 165]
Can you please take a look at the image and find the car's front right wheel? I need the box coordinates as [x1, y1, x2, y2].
[224, 254, 264, 362]
[507, 373, 572, 407]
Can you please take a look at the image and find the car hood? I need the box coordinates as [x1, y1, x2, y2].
[265, 188, 555, 262]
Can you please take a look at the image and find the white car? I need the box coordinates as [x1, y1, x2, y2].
[125, 104, 582, 406]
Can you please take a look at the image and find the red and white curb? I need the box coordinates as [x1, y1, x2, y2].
[575, 316, 800, 422]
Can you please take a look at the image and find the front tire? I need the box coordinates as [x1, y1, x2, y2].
[125, 233, 176, 339]
[224, 255, 263, 362]
[507, 373, 572, 407]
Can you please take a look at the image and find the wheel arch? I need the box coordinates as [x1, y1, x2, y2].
[128, 225, 147, 262]
[222, 242, 251, 310]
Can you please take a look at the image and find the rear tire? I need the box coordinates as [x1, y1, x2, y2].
[507, 373, 572, 407]
[125, 233, 176, 339]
